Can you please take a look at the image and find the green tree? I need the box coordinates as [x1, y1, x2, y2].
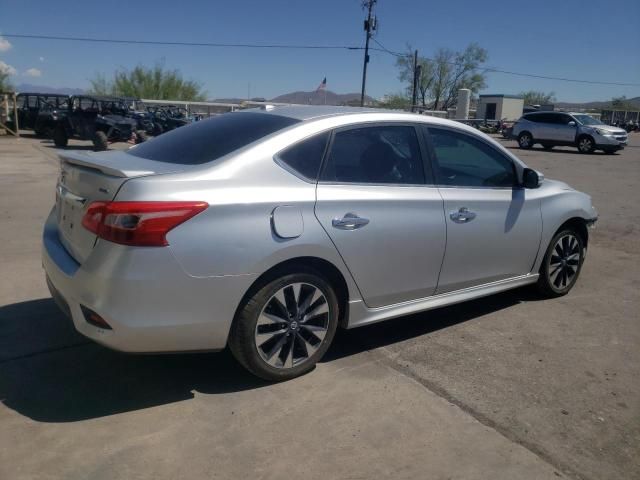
[377, 93, 411, 110]
[611, 96, 633, 110]
[0, 69, 12, 92]
[519, 90, 556, 105]
[89, 63, 206, 101]
[395, 43, 488, 110]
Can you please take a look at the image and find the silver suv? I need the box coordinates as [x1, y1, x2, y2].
[512, 111, 628, 154]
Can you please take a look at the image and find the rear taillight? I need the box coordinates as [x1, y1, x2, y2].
[82, 201, 208, 247]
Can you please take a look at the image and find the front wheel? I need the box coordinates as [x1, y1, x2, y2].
[577, 136, 595, 154]
[518, 132, 533, 149]
[229, 270, 339, 381]
[537, 228, 585, 297]
[53, 125, 68, 147]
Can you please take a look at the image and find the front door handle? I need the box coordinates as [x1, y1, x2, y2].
[450, 207, 476, 223]
[332, 212, 370, 230]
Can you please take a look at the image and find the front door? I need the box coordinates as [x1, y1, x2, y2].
[315, 124, 446, 308]
[546, 113, 578, 143]
[425, 126, 542, 293]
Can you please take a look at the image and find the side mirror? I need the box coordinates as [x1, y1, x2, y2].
[567, 121, 576, 126]
[522, 168, 542, 189]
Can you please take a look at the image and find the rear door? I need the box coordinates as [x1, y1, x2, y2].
[424, 126, 542, 293]
[315, 123, 446, 308]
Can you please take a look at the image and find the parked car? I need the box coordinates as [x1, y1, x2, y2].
[12, 93, 70, 136]
[43, 106, 597, 381]
[52, 96, 148, 151]
[512, 111, 628, 153]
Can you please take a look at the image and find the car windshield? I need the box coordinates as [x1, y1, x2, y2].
[127, 111, 300, 165]
[573, 114, 603, 126]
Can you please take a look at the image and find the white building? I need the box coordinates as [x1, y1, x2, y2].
[476, 94, 524, 121]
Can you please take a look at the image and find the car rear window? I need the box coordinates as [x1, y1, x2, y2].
[128, 112, 300, 165]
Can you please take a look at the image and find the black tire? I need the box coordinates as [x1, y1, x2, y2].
[518, 131, 533, 149]
[576, 135, 595, 154]
[542, 144, 554, 150]
[53, 125, 68, 147]
[92, 131, 109, 151]
[135, 130, 148, 144]
[228, 268, 339, 381]
[537, 227, 585, 298]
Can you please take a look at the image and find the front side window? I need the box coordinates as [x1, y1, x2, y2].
[573, 114, 602, 126]
[276, 132, 330, 181]
[321, 125, 425, 185]
[428, 127, 516, 188]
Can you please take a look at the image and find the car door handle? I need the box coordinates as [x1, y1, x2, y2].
[450, 207, 476, 223]
[332, 213, 370, 230]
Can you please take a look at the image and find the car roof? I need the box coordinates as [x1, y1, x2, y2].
[242, 105, 402, 121]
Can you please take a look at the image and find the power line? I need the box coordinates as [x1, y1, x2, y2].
[4, 32, 639, 87]
[371, 38, 640, 87]
[1, 33, 363, 51]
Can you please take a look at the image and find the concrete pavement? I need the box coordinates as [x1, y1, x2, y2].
[1, 132, 638, 479]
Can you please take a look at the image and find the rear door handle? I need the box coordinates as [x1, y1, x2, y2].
[332, 212, 370, 230]
[450, 207, 476, 223]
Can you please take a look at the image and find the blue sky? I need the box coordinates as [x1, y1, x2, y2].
[1, 0, 638, 102]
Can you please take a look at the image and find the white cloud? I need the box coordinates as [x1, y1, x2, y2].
[0, 60, 17, 76]
[0, 36, 12, 52]
[24, 68, 42, 77]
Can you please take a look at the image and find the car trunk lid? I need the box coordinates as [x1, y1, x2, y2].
[55, 149, 191, 264]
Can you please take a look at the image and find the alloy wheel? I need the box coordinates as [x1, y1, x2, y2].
[254, 282, 330, 369]
[519, 134, 531, 148]
[548, 234, 581, 290]
[578, 137, 593, 153]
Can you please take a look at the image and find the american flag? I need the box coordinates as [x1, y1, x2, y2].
[316, 77, 327, 91]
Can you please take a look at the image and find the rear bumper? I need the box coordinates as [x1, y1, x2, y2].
[42, 208, 257, 353]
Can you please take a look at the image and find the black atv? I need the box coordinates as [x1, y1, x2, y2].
[145, 105, 190, 135]
[52, 96, 148, 151]
[12, 93, 70, 136]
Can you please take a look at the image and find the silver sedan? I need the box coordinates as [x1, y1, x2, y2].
[43, 106, 597, 380]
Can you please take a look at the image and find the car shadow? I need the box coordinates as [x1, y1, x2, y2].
[323, 286, 540, 362]
[0, 288, 542, 423]
[43, 144, 96, 152]
[502, 144, 616, 155]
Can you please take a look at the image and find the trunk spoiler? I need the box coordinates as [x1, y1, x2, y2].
[58, 150, 190, 178]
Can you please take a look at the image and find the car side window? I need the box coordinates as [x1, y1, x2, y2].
[427, 127, 516, 188]
[558, 114, 574, 125]
[321, 125, 426, 185]
[276, 131, 330, 181]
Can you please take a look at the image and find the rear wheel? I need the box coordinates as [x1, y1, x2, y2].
[577, 135, 595, 154]
[92, 131, 109, 151]
[53, 125, 68, 147]
[518, 132, 533, 149]
[537, 228, 585, 297]
[229, 269, 339, 381]
[135, 130, 148, 144]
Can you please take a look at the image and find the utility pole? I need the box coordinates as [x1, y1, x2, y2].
[360, 0, 376, 107]
[411, 50, 419, 112]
